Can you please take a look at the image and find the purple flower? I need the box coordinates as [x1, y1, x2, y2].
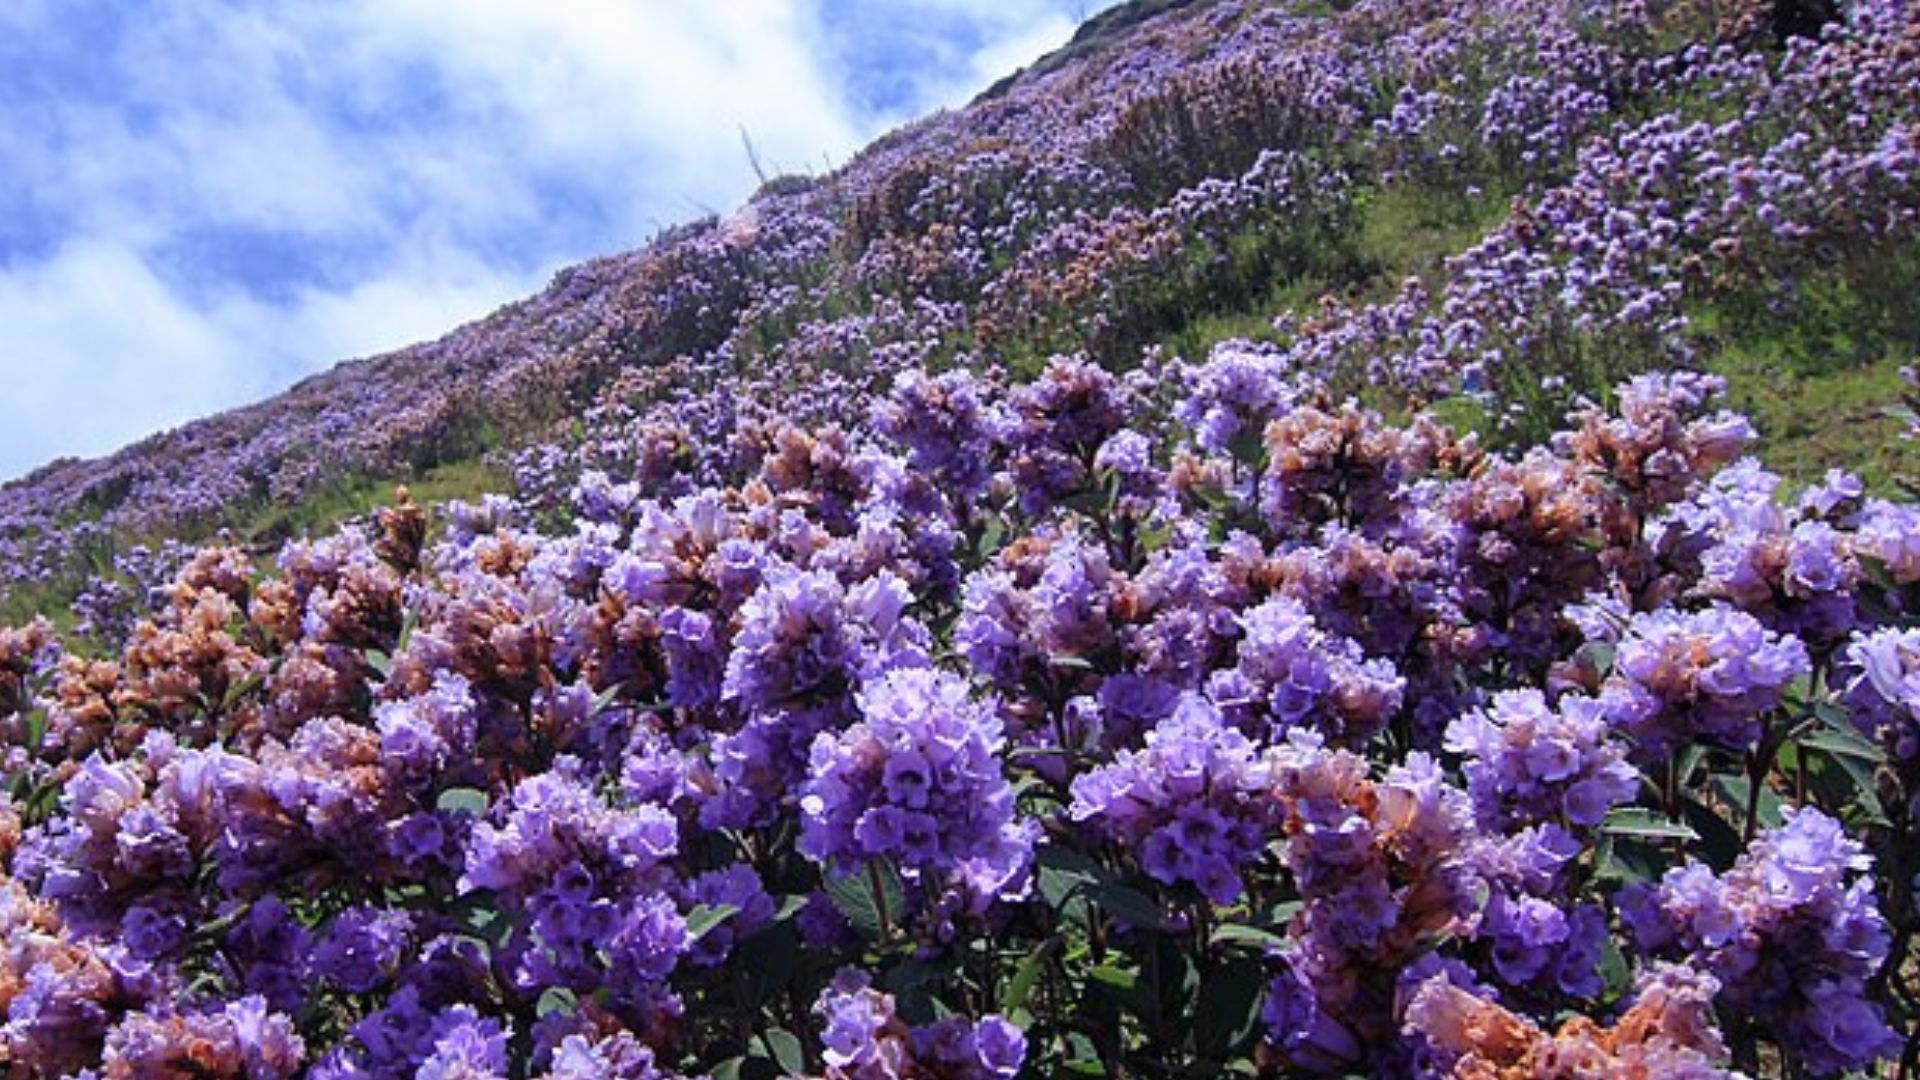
[1481, 891, 1607, 998]
[101, 997, 306, 1080]
[1443, 689, 1638, 829]
[814, 968, 1025, 1080]
[312, 906, 414, 995]
[800, 668, 1031, 891]
[542, 1031, 667, 1079]
[375, 674, 477, 793]
[1601, 606, 1809, 759]
[1262, 951, 1362, 1071]
[874, 369, 1002, 502]
[1069, 694, 1277, 904]
[462, 764, 678, 901]
[1843, 626, 1920, 759]
[1208, 595, 1403, 746]
[416, 1006, 509, 1080]
[1856, 499, 1920, 583]
[1621, 807, 1900, 1075]
[722, 566, 928, 711]
[678, 863, 776, 967]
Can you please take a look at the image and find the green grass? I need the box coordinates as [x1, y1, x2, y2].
[0, 580, 82, 637]
[241, 456, 511, 549]
[1353, 183, 1512, 281]
[1141, 173, 1920, 501]
[0, 455, 511, 636]
[1696, 247, 1920, 494]
[1713, 345, 1920, 495]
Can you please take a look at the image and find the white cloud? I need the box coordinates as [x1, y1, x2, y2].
[0, 239, 280, 473]
[0, 235, 539, 474]
[0, 0, 1110, 481]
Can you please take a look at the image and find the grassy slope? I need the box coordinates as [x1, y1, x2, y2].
[30, 0, 1920, 595]
[103, 192, 1920, 561]
[239, 457, 511, 551]
[1147, 188, 1920, 494]
[258, 189, 1914, 552]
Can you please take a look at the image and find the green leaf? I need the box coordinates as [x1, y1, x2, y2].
[1035, 845, 1104, 912]
[762, 1029, 806, 1075]
[591, 683, 626, 716]
[1062, 1033, 1108, 1076]
[436, 787, 489, 817]
[1678, 791, 1744, 867]
[1798, 727, 1886, 765]
[1593, 834, 1665, 886]
[1264, 899, 1305, 925]
[684, 903, 740, 942]
[1089, 964, 1139, 991]
[1809, 744, 1891, 827]
[1210, 922, 1287, 952]
[1576, 641, 1617, 678]
[1597, 938, 1631, 1002]
[824, 861, 906, 940]
[1673, 744, 1711, 787]
[1192, 484, 1240, 513]
[364, 650, 392, 679]
[1085, 882, 1174, 931]
[1003, 936, 1062, 1014]
[1195, 956, 1267, 1060]
[1008, 773, 1051, 802]
[536, 987, 577, 1018]
[977, 519, 1007, 559]
[458, 895, 507, 942]
[711, 1057, 782, 1080]
[1600, 807, 1698, 842]
[1713, 774, 1784, 833]
[221, 674, 265, 710]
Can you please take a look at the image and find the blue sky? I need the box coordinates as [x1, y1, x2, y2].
[0, 0, 1117, 481]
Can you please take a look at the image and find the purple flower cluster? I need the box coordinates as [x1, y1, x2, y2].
[800, 668, 1031, 890]
[459, 764, 689, 1025]
[1068, 695, 1278, 904]
[872, 369, 1002, 504]
[814, 968, 1025, 1080]
[1600, 606, 1810, 760]
[1845, 626, 1920, 759]
[721, 566, 928, 713]
[1262, 737, 1480, 1061]
[1404, 961, 1733, 1077]
[1209, 595, 1404, 746]
[1621, 808, 1902, 1076]
[1443, 689, 1638, 830]
[375, 673, 478, 795]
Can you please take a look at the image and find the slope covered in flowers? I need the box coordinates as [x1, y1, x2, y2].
[1, 0, 1920, 1076]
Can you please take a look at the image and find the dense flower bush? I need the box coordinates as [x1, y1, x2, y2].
[0, 0, 1918, 1076]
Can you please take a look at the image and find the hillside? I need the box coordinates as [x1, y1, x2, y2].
[0, 0, 1918, 1076]
[8, 0, 1915, 610]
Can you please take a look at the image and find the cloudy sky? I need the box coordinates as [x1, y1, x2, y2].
[0, 0, 1117, 481]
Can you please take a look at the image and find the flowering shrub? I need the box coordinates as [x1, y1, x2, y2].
[0, 0, 1918, 1077]
[2, 368, 1919, 1076]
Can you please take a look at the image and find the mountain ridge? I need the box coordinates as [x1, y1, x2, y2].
[0, 0, 1171, 534]
[4, 0, 1918, 603]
